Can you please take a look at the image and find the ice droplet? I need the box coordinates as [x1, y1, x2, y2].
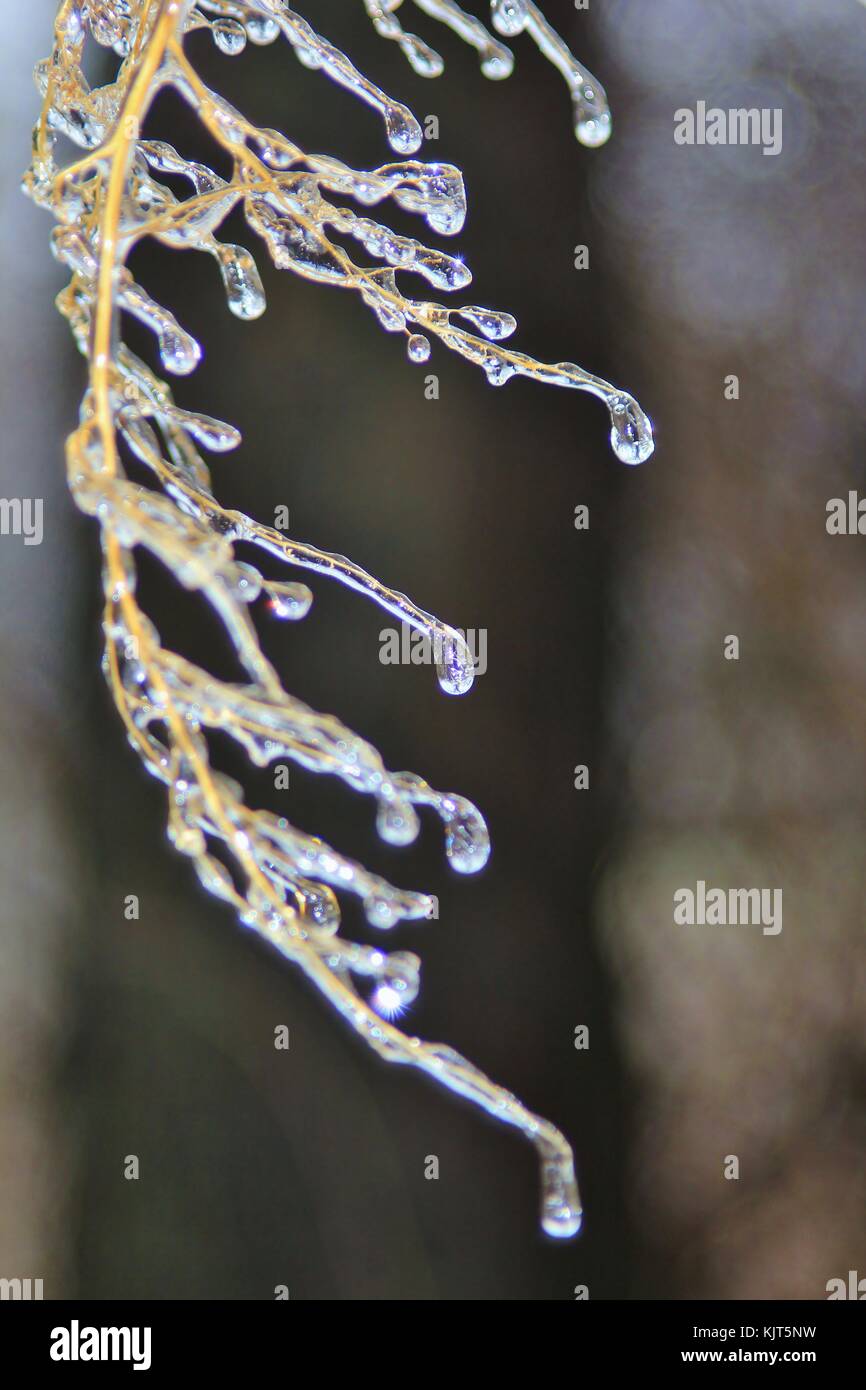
[157, 326, 201, 375]
[245, 15, 280, 45]
[266, 582, 313, 621]
[458, 305, 517, 340]
[435, 630, 475, 695]
[576, 109, 612, 149]
[212, 19, 247, 56]
[574, 79, 612, 149]
[540, 1152, 583, 1238]
[483, 356, 515, 387]
[385, 106, 423, 155]
[492, 0, 528, 39]
[364, 893, 400, 930]
[230, 562, 262, 603]
[607, 394, 654, 466]
[300, 885, 341, 935]
[162, 406, 240, 452]
[214, 243, 266, 320]
[377, 797, 420, 846]
[444, 800, 490, 874]
[407, 333, 431, 363]
[371, 951, 420, 1016]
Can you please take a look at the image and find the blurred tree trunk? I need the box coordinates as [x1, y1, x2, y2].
[0, 0, 82, 1298]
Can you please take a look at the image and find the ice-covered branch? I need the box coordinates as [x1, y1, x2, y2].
[21, 0, 653, 1238]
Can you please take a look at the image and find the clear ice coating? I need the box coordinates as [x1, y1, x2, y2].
[18, 0, 664, 1242]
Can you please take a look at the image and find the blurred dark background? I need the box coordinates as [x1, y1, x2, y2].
[1, 0, 865, 1300]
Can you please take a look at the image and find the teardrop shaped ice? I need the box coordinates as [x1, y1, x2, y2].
[492, 0, 528, 39]
[435, 630, 475, 695]
[443, 799, 490, 874]
[212, 18, 247, 56]
[157, 325, 201, 375]
[215, 243, 266, 320]
[458, 306, 517, 340]
[540, 1151, 583, 1238]
[407, 333, 431, 363]
[607, 393, 654, 466]
[376, 797, 420, 847]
